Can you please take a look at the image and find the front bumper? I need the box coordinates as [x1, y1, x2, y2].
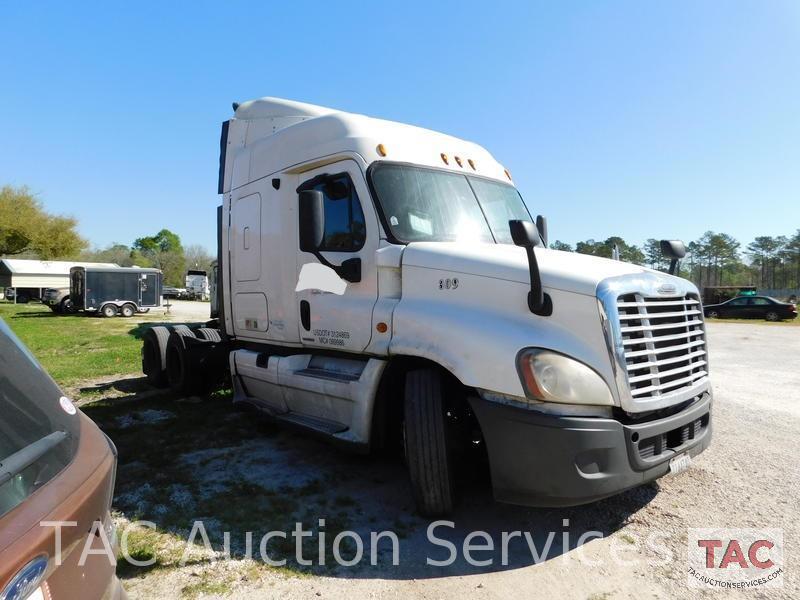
[469, 392, 712, 507]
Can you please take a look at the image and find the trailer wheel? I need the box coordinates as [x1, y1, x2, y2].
[100, 304, 118, 318]
[120, 303, 136, 318]
[404, 369, 455, 517]
[142, 326, 170, 387]
[16, 293, 30, 304]
[196, 327, 221, 342]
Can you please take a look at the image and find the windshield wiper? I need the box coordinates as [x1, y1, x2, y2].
[0, 431, 69, 486]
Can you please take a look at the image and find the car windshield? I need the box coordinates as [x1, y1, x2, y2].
[0, 319, 79, 518]
[369, 163, 533, 244]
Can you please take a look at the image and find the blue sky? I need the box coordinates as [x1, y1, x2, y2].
[1, 1, 798, 253]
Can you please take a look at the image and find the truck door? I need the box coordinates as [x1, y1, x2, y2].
[295, 160, 379, 352]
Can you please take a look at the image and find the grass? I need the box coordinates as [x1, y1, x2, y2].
[706, 316, 799, 327]
[0, 302, 163, 386]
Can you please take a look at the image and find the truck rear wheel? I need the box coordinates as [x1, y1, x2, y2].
[404, 368, 455, 517]
[142, 326, 170, 387]
[166, 328, 200, 395]
[100, 304, 118, 318]
[196, 327, 221, 342]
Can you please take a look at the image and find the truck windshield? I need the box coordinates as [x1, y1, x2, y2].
[369, 163, 532, 244]
[0, 319, 79, 518]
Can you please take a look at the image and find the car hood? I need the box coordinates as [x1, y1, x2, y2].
[402, 242, 656, 296]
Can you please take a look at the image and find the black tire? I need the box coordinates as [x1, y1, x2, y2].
[706, 310, 719, 319]
[142, 326, 170, 387]
[60, 297, 74, 314]
[166, 327, 200, 394]
[404, 369, 455, 517]
[765, 311, 780, 322]
[120, 303, 136, 318]
[196, 327, 221, 342]
[16, 293, 30, 304]
[100, 304, 118, 318]
[171, 324, 195, 338]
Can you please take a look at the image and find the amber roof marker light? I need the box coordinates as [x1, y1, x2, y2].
[468, 159, 476, 170]
[504, 168, 512, 181]
[455, 156, 463, 167]
[440, 153, 449, 165]
[377, 143, 387, 157]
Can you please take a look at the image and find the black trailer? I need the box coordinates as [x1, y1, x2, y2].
[70, 266, 162, 317]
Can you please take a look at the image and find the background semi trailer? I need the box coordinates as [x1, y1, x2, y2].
[185, 269, 210, 300]
[141, 97, 712, 516]
[71, 266, 162, 317]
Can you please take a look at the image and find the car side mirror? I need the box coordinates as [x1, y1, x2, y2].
[660, 240, 686, 259]
[509, 220, 541, 248]
[509, 219, 551, 316]
[299, 190, 325, 252]
[660, 239, 686, 275]
[536, 215, 548, 248]
[298, 189, 361, 284]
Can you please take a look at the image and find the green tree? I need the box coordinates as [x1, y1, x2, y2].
[550, 240, 573, 252]
[575, 237, 644, 265]
[133, 229, 185, 286]
[644, 239, 669, 271]
[0, 185, 86, 258]
[746, 236, 784, 289]
[184, 244, 214, 274]
[82, 243, 137, 266]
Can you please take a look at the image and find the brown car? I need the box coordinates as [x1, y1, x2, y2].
[0, 319, 125, 600]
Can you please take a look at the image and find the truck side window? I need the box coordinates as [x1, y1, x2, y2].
[306, 174, 366, 252]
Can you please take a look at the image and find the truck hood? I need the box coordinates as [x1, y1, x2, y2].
[401, 242, 653, 296]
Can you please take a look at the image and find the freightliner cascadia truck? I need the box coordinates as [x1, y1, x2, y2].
[142, 97, 712, 516]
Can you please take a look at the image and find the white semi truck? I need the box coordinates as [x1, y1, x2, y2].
[142, 98, 712, 516]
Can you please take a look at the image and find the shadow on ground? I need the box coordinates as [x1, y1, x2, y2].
[80, 379, 657, 582]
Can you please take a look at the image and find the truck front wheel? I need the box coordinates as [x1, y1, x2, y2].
[404, 369, 455, 517]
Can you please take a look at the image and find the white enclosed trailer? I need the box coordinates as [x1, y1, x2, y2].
[142, 98, 712, 516]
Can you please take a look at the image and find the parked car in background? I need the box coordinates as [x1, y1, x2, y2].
[42, 287, 73, 313]
[704, 295, 798, 321]
[3, 287, 42, 304]
[0, 319, 125, 599]
[162, 286, 187, 299]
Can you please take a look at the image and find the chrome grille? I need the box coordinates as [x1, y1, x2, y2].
[616, 293, 708, 401]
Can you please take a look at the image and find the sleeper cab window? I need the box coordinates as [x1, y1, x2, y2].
[305, 174, 366, 252]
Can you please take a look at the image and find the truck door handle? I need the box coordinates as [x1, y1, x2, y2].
[243, 227, 250, 250]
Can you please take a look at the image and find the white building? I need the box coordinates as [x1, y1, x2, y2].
[0, 259, 119, 302]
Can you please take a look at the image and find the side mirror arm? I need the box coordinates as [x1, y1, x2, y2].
[308, 250, 362, 283]
[509, 219, 553, 316]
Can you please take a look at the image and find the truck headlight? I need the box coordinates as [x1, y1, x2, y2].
[516, 349, 614, 406]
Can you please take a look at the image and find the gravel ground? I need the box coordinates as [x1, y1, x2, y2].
[153, 299, 213, 323]
[117, 321, 798, 599]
